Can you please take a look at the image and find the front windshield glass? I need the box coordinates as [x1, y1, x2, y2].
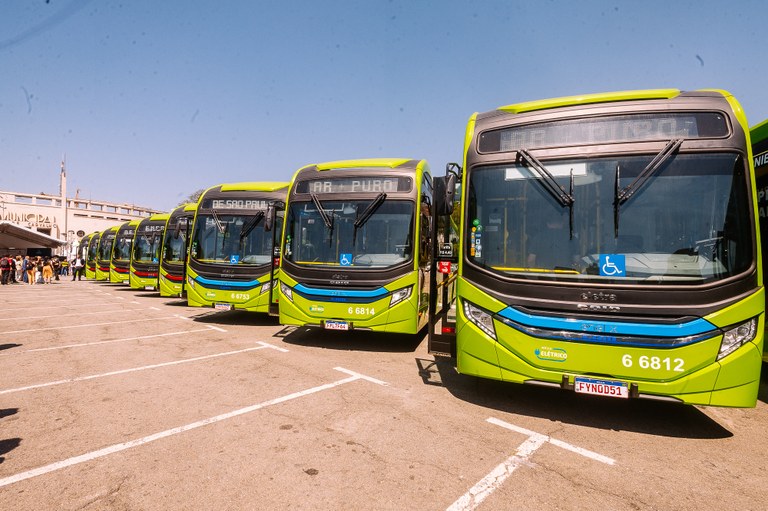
[285, 199, 414, 268]
[112, 231, 134, 261]
[190, 212, 279, 265]
[133, 230, 163, 263]
[87, 236, 99, 264]
[466, 153, 752, 284]
[98, 234, 115, 261]
[163, 219, 189, 264]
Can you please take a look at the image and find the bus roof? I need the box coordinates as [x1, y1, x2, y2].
[496, 89, 684, 115]
[312, 158, 415, 171]
[750, 118, 768, 142]
[146, 213, 170, 222]
[218, 182, 290, 193]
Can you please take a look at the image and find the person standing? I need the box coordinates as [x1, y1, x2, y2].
[15, 255, 23, 283]
[72, 256, 84, 281]
[42, 258, 53, 284]
[26, 256, 36, 285]
[0, 255, 9, 285]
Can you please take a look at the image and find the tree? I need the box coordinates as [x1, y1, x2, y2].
[177, 188, 205, 207]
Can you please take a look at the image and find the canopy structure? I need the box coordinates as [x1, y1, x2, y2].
[0, 221, 65, 250]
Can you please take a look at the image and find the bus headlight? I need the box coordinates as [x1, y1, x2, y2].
[260, 279, 277, 294]
[280, 281, 293, 302]
[462, 299, 497, 341]
[717, 318, 757, 360]
[389, 286, 412, 307]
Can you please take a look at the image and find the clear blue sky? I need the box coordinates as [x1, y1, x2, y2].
[2, 0, 767, 212]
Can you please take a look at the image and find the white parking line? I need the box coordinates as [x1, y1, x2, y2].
[447, 418, 614, 511]
[0, 341, 282, 395]
[0, 366, 386, 488]
[24, 328, 215, 352]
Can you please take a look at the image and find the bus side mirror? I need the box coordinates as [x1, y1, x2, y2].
[265, 205, 275, 232]
[434, 174, 457, 216]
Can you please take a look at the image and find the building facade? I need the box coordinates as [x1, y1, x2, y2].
[0, 165, 160, 257]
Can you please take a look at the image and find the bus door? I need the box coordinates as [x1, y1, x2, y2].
[428, 165, 460, 357]
[266, 202, 283, 316]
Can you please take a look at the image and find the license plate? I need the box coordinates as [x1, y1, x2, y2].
[144, 285, 155, 291]
[324, 320, 349, 331]
[574, 377, 629, 399]
[214, 303, 233, 311]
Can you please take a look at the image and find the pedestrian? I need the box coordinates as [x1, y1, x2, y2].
[0, 255, 10, 285]
[60, 258, 69, 277]
[72, 256, 84, 281]
[26, 256, 36, 285]
[15, 255, 23, 283]
[42, 258, 53, 284]
[52, 256, 61, 281]
[35, 257, 44, 284]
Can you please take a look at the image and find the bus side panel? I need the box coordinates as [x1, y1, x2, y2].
[158, 266, 184, 297]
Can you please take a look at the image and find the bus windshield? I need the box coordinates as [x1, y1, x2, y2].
[98, 235, 115, 260]
[133, 233, 162, 263]
[113, 234, 133, 261]
[190, 212, 277, 265]
[285, 199, 414, 268]
[466, 152, 752, 284]
[163, 226, 187, 263]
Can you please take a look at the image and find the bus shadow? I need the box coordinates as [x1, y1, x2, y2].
[163, 299, 190, 307]
[282, 327, 424, 353]
[0, 344, 22, 351]
[190, 310, 281, 327]
[419, 358, 733, 439]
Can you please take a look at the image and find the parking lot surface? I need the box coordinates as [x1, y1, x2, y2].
[1, 279, 767, 510]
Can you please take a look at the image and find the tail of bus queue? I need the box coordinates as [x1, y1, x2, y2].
[159, 203, 197, 297]
[749, 118, 768, 363]
[110, 220, 140, 284]
[278, 158, 432, 334]
[129, 213, 169, 290]
[186, 182, 288, 312]
[77, 232, 94, 278]
[95, 226, 118, 281]
[430, 89, 764, 407]
[85, 231, 100, 279]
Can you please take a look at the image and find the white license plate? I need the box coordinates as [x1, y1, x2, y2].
[324, 320, 349, 331]
[144, 285, 155, 291]
[214, 303, 233, 311]
[574, 377, 629, 399]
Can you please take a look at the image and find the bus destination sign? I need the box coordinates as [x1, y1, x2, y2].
[200, 199, 270, 210]
[297, 176, 412, 194]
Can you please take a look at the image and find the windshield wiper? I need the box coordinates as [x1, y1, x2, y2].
[517, 149, 575, 238]
[239, 211, 265, 240]
[211, 210, 226, 234]
[311, 193, 335, 246]
[353, 193, 387, 245]
[614, 138, 683, 236]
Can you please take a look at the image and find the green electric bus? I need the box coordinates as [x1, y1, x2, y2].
[85, 231, 100, 279]
[187, 182, 288, 312]
[77, 232, 94, 277]
[279, 158, 432, 334]
[129, 213, 169, 290]
[159, 203, 197, 297]
[110, 220, 140, 284]
[430, 89, 764, 407]
[95, 226, 118, 281]
[750, 118, 768, 363]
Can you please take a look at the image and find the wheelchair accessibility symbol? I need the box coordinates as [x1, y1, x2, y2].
[599, 254, 625, 277]
[340, 253, 352, 266]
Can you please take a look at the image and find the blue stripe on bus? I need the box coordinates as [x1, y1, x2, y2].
[193, 275, 261, 289]
[496, 306, 717, 338]
[293, 283, 388, 299]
